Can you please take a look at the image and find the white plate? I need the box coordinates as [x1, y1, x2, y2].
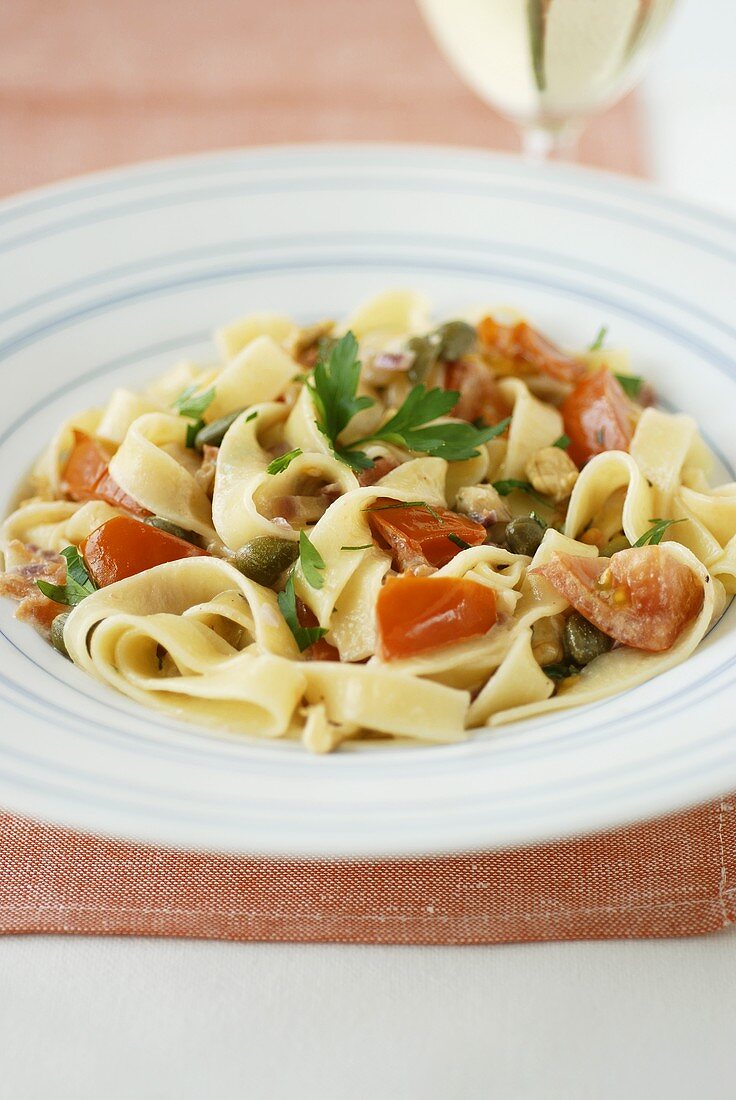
[1, 144, 736, 857]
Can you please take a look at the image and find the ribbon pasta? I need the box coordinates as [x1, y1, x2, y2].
[2, 291, 734, 752]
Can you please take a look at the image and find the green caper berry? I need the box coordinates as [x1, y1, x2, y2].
[484, 520, 509, 548]
[50, 613, 71, 660]
[505, 515, 545, 557]
[436, 320, 477, 361]
[601, 533, 631, 557]
[143, 517, 202, 546]
[194, 408, 245, 450]
[232, 537, 299, 587]
[563, 612, 612, 667]
[406, 334, 440, 385]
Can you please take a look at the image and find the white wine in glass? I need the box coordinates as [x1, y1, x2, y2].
[417, 0, 677, 158]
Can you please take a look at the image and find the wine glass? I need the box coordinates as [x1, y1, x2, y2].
[416, 0, 678, 160]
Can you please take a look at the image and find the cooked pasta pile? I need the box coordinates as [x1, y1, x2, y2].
[2, 290, 734, 752]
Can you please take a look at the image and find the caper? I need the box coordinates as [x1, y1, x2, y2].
[144, 517, 202, 546]
[601, 533, 631, 557]
[232, 537, 299, 586]
[563, 611, 612, 667]
[436, 320, 477, 361]
[406, 334, 440, 385]
[484, 520, 509, 547]
[194, 408, 245, 450]
[505, 515, 545, 557]
[50, 612, 71, 660]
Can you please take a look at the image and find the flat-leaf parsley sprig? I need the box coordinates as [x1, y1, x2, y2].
[277, 575, 328, 652]
[174, 383, 216, 448]
[37, 546, 97, 607]
[634, 518, 685, 547]
[307, 332, 509, 472]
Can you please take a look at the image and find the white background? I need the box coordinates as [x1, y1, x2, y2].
[2, 2, 736, 1097]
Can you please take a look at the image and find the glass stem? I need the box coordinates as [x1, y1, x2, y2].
[520, 121, 582, 162]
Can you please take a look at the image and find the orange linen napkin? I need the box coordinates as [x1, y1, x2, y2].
[2, 802, 734, 943]
[3, 0, 719, 946]
[0, 0, 647, 197]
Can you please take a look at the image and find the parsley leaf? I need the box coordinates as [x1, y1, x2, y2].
[552, 434, 570, 450]
[245, 411, 258, 423]
[307, 332, 374, 466]
[174, 384, 216, 449]
[307, 333, 509, 470]
[492, 479, 548, 506]
[589, 325, 608, 351]
[36, 546, 97, 607]
[299, 530, 326, 589]
[340, 544, 373, 551]
[266, 447, 303, 475]
[277, 575, 328, 652]
[615, 373, 645, 399]
[634, 518, 685, 547]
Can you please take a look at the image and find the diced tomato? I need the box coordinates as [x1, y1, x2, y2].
[478, 317, 587, 384]
[61, 430, 150, 518]
[296, 598, 339, 661]
[377, 575, 497, 660]
[367, 499, 487, 571]
[61, 431, 111, 500]
[561, 369, 634, 467]
[80, 516, 207, 587]
[444, 359, 511, 425]
[532, 546, 703, 652]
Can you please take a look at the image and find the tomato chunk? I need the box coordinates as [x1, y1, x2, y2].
[80, 516, 207, 587]
[532, 547, 703, 652]
[478, 318, 587, 384]
[562, 369, 634, 467]
[444, 359, 511, 425]
[62, 431, 111, 500]
[296, 598, 339, 661]
[367, 499, 487, 571]
[62, 431, 149, 518]
[377, 575, 497, 660]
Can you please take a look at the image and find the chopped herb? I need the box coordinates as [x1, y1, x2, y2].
[595, 427, 605, 446]
[277, 575, 328, 652]
[492, 479, 548, 506]
[340, 544, 373, 551]
[615, 373, 645, 399]
[552, 434, 570, 450]
[245, 410, 258, 422]
[36, 546, 97, 607]
[543, 662, 579, 682]
[364, 499, 443, 523]
[589, 325, 608, 352]
[174, 384, 216, 449]
[529, 511, 548, 530]
[447, 533, 471, 551]
[291, 373, 306, 384]
[266, 447, 303, 475]
[307, 332, 509, 470]
[634, 518, 685, 547]
[299, 530, 326, 590]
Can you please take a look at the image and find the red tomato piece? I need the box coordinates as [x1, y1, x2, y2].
[478, 317, 587, 384]
[532, 546, 704, 652]
[61, 431, 150, 518]
[444, 359, 511, 425]
[561, 369, 634, 467]
[367, 499, 487, 571]
[296, 598, 340, 661]
[80, 516, 207, 587]
[61, 431, 111, 500]
[377, 575, 497, 660]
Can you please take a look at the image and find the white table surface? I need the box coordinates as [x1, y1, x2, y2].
[3, 3, 736, 1097]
